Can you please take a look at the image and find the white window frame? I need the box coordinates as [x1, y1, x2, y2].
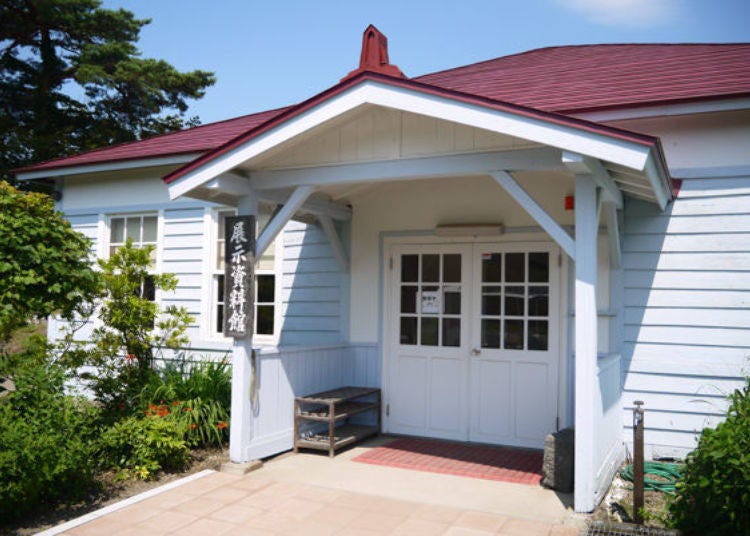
[207, 207, 281, 346]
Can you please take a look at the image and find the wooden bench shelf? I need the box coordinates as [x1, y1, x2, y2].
[294, 386, 381, 457]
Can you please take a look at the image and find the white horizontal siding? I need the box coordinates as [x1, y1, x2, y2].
[279, 221, 345, 346]
[162, 207, 205, 328]
[625, 343, 750, 377]
[624, 252, 750, 271]
[627, 193, 750, 216]
[622, 176, 750, 457]
[625, 307, 750, 328]
[624, 288, 750, 309]
[67, 213, 99, 259]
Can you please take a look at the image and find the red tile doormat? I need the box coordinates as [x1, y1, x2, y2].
[352, 437, 543, 485]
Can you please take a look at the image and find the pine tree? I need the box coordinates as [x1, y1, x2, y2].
[1, 0, 215, 182]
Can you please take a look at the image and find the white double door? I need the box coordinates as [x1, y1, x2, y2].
[386, 242, 559, 449]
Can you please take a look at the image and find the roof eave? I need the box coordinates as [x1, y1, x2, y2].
[14, 153, 204, 181]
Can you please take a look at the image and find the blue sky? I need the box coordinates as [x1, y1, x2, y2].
[102, 0, 749, 124]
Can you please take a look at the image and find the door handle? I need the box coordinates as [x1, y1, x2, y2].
[471, 347, 482, 356]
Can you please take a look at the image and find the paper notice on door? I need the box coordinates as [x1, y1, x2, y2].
[421, 290, 441, 314]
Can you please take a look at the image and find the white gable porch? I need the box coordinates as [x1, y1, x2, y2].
[163, 75, 671, 513]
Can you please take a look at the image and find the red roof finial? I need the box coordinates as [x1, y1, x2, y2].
[341, 25, 405, 82]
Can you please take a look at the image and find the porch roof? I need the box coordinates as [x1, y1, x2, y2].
[162, 70, 673, 209]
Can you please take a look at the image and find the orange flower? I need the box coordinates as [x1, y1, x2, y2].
[183, 407, 192, 412]
[216, 421, 228, 430]
[149, 404, 156, 411]
[189, 423, 198, 430]
[172, 401, 180, 406]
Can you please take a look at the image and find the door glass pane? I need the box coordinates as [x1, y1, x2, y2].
[126, 217, 141, 241]
[443, 288, 461, 314]
[401, 255, 418, 282]
[400, 317, 417, 345]
[528, 286, 549, 316]
[481, 319, 501, 348]
[504, 319, 524, 350]
[505, 253, 525, 282]
[482, 287, 501, 316]
[420, 286, 439, 315]
[421, 317, 439, 346]
[142, 216, 157, 242]
[442, 318, 460, 347]
[110, 218, 124, 243]
[505, 286, 525, 316]
[528, 320, 548, 351]
[482, 253, 501, 282]
[401, 286, 417, 314]
[443, 254, 461, 282]
[529, 252, 549, 282]
[422, 254, 439, 282]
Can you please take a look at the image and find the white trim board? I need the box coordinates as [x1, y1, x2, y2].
[16, 154, 202, 181]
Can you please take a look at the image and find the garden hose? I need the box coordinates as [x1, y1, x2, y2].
[620, 461, 682, 495]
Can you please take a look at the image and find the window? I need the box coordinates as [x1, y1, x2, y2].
[108, 214, 158, 324]
[399, 253, 462, 348]
[109, 214, 157, 262]
[480, 251, 550, 351]
[213, 208, 276, 338]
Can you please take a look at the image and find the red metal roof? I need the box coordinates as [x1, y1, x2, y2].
[16, 43, 750, 175]
[416, 43, 750, 113]
[14, 106, 291, 173]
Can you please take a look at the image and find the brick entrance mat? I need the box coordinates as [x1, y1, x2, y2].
[352, 437, 544, 485]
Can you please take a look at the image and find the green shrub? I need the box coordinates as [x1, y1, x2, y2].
[0, 353, 101, 521]
[98, 414, 190, 480]
[141, 359, 231, 408]
[60, 240, 191, 417]
[138, 359, 231, 447]
[669, 377, 750, 535]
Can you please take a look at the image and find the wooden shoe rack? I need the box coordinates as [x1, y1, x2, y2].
[293, 386, 381, 457]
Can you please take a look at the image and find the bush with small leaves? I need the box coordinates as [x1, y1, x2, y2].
[0, 348, 101, 521]
[98, 413, 190, 480]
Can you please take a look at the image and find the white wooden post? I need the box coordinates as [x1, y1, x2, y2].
[574, 175, 599, 512]
[229, 194, 258, 463]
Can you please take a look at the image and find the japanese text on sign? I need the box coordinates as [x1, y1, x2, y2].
[223, 216, 255, 338]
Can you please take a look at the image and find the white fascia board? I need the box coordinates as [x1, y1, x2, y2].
[15, 154, 202, 181]
[167, 80, 655, 200]
[573, 97, 750, 123]
[643, 152, 670, 211]
[249, 148, 563, 190]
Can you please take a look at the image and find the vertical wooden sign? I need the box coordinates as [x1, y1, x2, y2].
[223, 215, 256, 338]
